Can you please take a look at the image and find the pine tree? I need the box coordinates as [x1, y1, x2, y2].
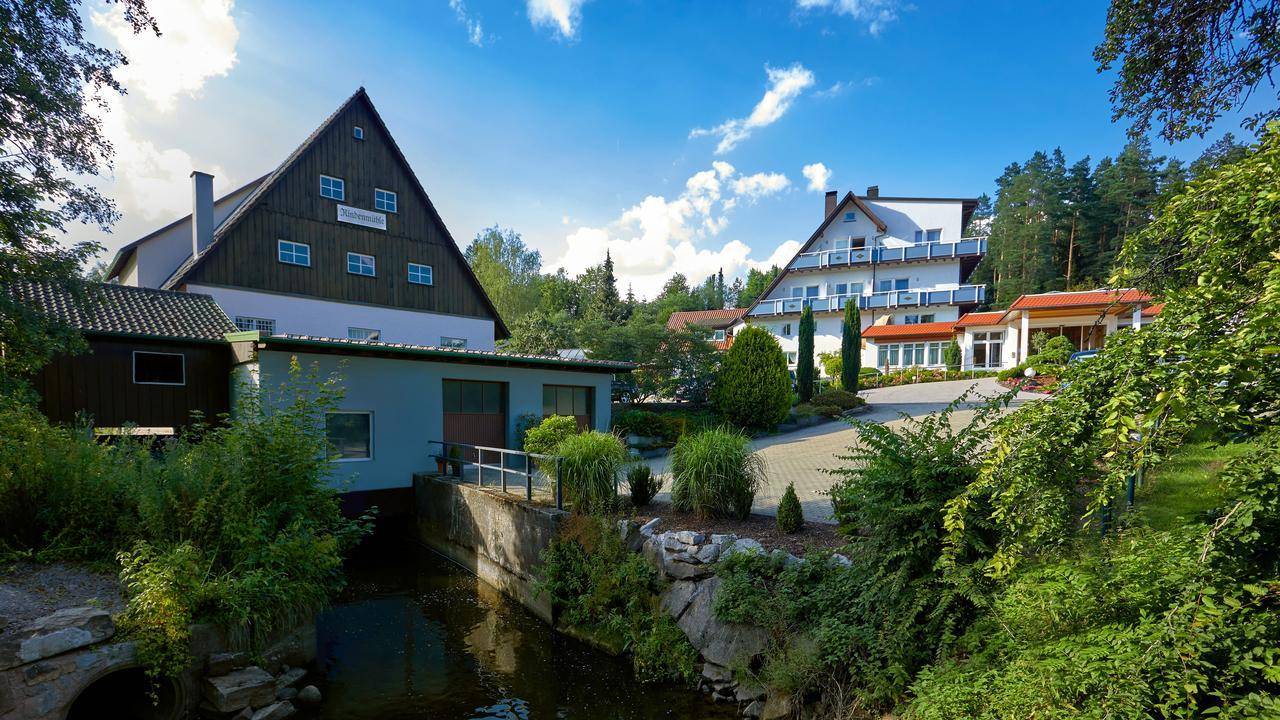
[840, 302, 861, 392]
[797, 304, 815, 402]
[716, 268, 725, 309]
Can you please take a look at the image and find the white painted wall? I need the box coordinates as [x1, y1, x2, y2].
[121, 182, 260, 288]
[189, 284, 496, 349]
[257, 350, 614, 493]
[804, 197, 967, 255]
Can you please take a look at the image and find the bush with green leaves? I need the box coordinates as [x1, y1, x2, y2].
[522, 414, 580, 456]
[536, 514, 699, 685]
[0, 361, 371, 677]
[943, 339, 961, 371]
[777, 483, 803, 534]
[711, 326, 791, 430]
[811, 388, 864, 411]
[556, 431, 626, 512]
[670, 427, 765, 519]
[625, 464, 662, 506]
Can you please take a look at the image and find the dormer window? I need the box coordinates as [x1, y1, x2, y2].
[353, 126, 364, 140]
[374, 188, 397, 213]
[320, 175, 345, 201]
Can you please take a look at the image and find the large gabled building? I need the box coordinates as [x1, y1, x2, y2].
[739, 187, 987, 370]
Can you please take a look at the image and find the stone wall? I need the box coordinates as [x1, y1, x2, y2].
[413, 473, 568, 623]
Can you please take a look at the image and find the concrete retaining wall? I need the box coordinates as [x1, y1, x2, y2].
[413, 473, 567, 623]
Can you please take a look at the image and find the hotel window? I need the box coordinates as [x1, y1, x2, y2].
[320, 175, 345, 201]
[408, 262, 433, 285]
[913, 229, 943, 243]
[904, 315, 921, 324]
[786, 351, 798, 364]
[326, 412, 372, 461]
[234, 316, 275, 334]
[920, 313, 936, 323]
[782, 323, 792, 336]
[374, 188, 397, 213]
[133, 351, 185, 386]
[278, 240, 310, 266]
[440, 336, 467, 349]
[843, 211, 856, 222]
[347, 252, 376, 277]
[877, 278, 909, 292]
[972, 331, 1004, 369]
[353, 126, 364, 140]
[833, 282, 848, 296]
[876, 341, 948, 369]
[348, 327, 380, 341]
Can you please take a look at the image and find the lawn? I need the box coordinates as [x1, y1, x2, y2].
[1136, 437, 1257, 532]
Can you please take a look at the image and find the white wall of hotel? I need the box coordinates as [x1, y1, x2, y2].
[188, 283, 497, 350]
[741, 306, 962, 368]
[252, 350, 613, 494]
[767, 262, 965, 306]
[117, 183, 258, 288]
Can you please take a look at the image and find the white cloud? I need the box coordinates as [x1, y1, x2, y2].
[753, 240, 802, 271]
[732, 172, 791, 200]
[548, 164, 795, 297]
[527, 0, 588, 39]
[449, 0, 489, 46]
[795, 0, 903, 36]
[815, 76, 879, 98]
[802, 162, 832, 192]
[690, 63, 815, 154]
[92, 0, 239, 112]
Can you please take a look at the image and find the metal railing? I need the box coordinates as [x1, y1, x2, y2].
[428, 440, 566, 510]
[789, 236, 987, 271]
[747, 284, 986, 317]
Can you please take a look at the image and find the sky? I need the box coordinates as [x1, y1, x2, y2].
[81, 0, 1259, 299]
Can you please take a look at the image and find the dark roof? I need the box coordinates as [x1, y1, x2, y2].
[157, 87, 511, 339]
[666, 308, 747, 331]
[257, 334, 635, 373]
[104, 175, 267, 281]
[10, 280, 235, 342]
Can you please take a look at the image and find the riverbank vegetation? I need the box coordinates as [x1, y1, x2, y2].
[709, 122, 1280, 716]
[0, 363, 371, 678]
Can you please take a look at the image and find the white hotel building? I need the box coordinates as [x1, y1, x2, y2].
[739, 188, 987, 371]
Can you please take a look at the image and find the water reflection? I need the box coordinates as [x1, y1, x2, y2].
[310, 535, 737, 719]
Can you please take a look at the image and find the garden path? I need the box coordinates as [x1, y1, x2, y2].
[646, 378, 1042, 524]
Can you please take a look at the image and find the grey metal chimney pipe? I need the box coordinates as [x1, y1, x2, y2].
[191, 171, 214, 257]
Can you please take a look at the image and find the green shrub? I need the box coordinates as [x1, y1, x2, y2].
[712, 326, 791, 430]
[523, 414, 579, 456]
[626, 464, 662, 506]
[943, 339, 962, 371]
[536, 514, 699, 685]
[812, 388, 864, 411]
[670, 428, 765, 519]
[556, 431, 626, 512]
[612, 409, 666, 439]
[797, 305, 816, 402]
[818, 351, 842, 380]
[777, 483, 803, 534]
[811, 404, 841, 418]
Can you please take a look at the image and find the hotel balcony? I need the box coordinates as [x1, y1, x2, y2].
[787, 236, 987, 274]
[746, 284, 986, 318]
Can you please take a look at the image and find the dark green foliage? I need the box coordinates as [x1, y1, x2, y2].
[739, 266, 781, 307]
[626, 464, 662, 507]
[810, 388, 864, 412]
[522, 414, 579, 456]
[797, 305, 815, 402]
[1095, 0, 1280, 142]
[841, 302, 861, 392]
[556, 431, 626, 513]
[611, 410, 683, 444]
[536, 514, 699, 685]
[777, 483, 803, 534]
[0, 362, 370, 677]
[670, 428, 765, 520]
[464, 225, 543, 326]
[943, 340, 961, 371]
[711, 326, 791, 430]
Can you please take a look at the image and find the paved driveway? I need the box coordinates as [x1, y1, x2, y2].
[647, 377, 1040, 524]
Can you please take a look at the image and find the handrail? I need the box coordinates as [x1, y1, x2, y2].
[747, 284, 986, 317]
[428, 440, 565, 509]
[790, 236, 988, 270]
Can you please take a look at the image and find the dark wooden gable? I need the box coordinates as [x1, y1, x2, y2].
[178, 90, 507, 335]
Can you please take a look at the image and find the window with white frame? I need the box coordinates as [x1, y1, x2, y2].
[972, 331, 1004, 369]
[374, 188, 397, 213]
[710, 329, 726, 342]
[904, 314, 921, 324]
[133, 351, 185, 385]
[407, 262, 433, 285]
[440, 336, 467, 349]
[326, 412, 372, 461]
[320, 175, 345, 200]
[913, 229, 942, 243]
[877, 277, 909, 292]
[347, 327, 380, 341]
[234, 316, 276, 334]
[921, 313, 936, 323]
[278, 240, 310, 266]
[843, 211, 856, 222]
[875, 341, 950, 370]
[785, 351, 798, 364]
[353, 126, 364, 140]
[347, 252, 376, 277]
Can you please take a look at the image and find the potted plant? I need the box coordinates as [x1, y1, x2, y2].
[447, 444, 463, 477]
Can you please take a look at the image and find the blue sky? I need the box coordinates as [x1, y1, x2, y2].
[86, 0, 1254, 297]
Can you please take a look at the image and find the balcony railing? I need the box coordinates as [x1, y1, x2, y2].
[789, 237, 987, 272]
[746, 284, 986, 317]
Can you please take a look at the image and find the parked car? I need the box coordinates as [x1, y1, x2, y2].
[1068, 349, 1100, 364]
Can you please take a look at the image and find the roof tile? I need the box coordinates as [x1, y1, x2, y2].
[10, 280, 235, 342]
[862, 321, 958, 340]
[666, 308, 747, 331]
[1009, 289, 1151, 311]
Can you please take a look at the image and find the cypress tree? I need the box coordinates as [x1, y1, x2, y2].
[840, 301, 861, 391]
[797, 304, 815, 402]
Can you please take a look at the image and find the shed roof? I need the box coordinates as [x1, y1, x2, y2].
[256, 334, 636, 373]
[861, 321, 958, 340]
[10, 280, 235, 343]
[665, 308, 747, 331]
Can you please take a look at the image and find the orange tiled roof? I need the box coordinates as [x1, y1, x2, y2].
[1142, 302, 1165, 317]
[1008, 289, 1151, 311]
[665, 308, 747, 331]
[955, 311, 1006, 327]
[862, 321, 958, 340]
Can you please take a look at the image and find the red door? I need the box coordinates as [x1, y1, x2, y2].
[443, 380, 507, 461]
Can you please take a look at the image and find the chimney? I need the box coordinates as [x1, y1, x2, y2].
[191, 171, 214, 257]
[866, 185, 879, 198]
[824, 190, 837, 218]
